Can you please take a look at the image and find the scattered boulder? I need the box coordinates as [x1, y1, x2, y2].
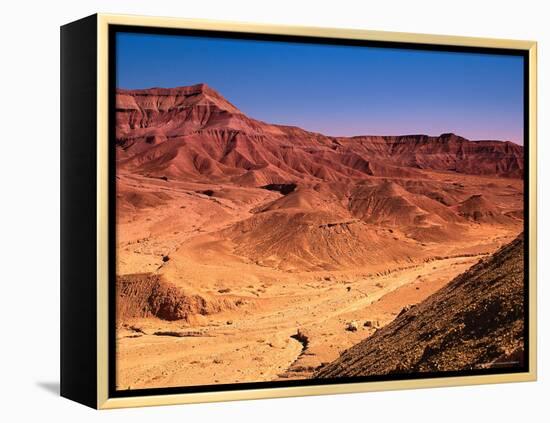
[363, 320, 380, 328]
[346, 321, 359, 332]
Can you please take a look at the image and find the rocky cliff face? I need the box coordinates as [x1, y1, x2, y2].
[315, 233, 525, 377]
[337, 133, 524, 177]
[115, 84, 524, 181]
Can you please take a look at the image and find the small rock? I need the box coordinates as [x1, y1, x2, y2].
[346, 321, 359, 332]
[162, 255, 170, 262]
[398, 304, 416, 317]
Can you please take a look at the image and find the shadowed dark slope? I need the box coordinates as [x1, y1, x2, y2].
[315, 234, 525, 377]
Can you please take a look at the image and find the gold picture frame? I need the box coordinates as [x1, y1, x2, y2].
[60, 13, 537, 409]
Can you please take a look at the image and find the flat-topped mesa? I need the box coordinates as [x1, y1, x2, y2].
[119, 82, 213, 94]
[118, 82, 242, 113]
[115, 83, 333, 148]
[343, 132, 520, 146]
[390, 133, 523, 157]
[116, 83, 248, 136]
[336, 132, 523, 177]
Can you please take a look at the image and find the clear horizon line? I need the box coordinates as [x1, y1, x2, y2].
[116, 83, 523, 146]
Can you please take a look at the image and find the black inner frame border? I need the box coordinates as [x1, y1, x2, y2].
[108, 23, 531, 399]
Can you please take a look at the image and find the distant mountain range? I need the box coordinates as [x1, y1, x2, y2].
[115, 83, 524, 183]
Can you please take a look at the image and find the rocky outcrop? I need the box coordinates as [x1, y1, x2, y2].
[337, 133, 523, 177]
[117, 273, 228, 321]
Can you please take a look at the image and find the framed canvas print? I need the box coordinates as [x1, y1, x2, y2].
[60, 14, 537, 409]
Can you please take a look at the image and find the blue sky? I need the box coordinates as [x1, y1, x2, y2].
[116, 32, 524, 144]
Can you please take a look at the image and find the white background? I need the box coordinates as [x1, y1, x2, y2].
[0, 0, 547, 421]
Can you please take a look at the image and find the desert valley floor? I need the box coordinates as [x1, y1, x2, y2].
[114, 84, 525, 390]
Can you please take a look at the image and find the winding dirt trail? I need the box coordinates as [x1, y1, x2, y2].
[115, 171, 522, 389]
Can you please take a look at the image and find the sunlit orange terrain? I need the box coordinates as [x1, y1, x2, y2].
[115, 84, 524, 389]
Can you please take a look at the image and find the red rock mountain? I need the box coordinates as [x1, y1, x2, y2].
[115, 84, 524, 266]
[115, 83, 524, 183]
